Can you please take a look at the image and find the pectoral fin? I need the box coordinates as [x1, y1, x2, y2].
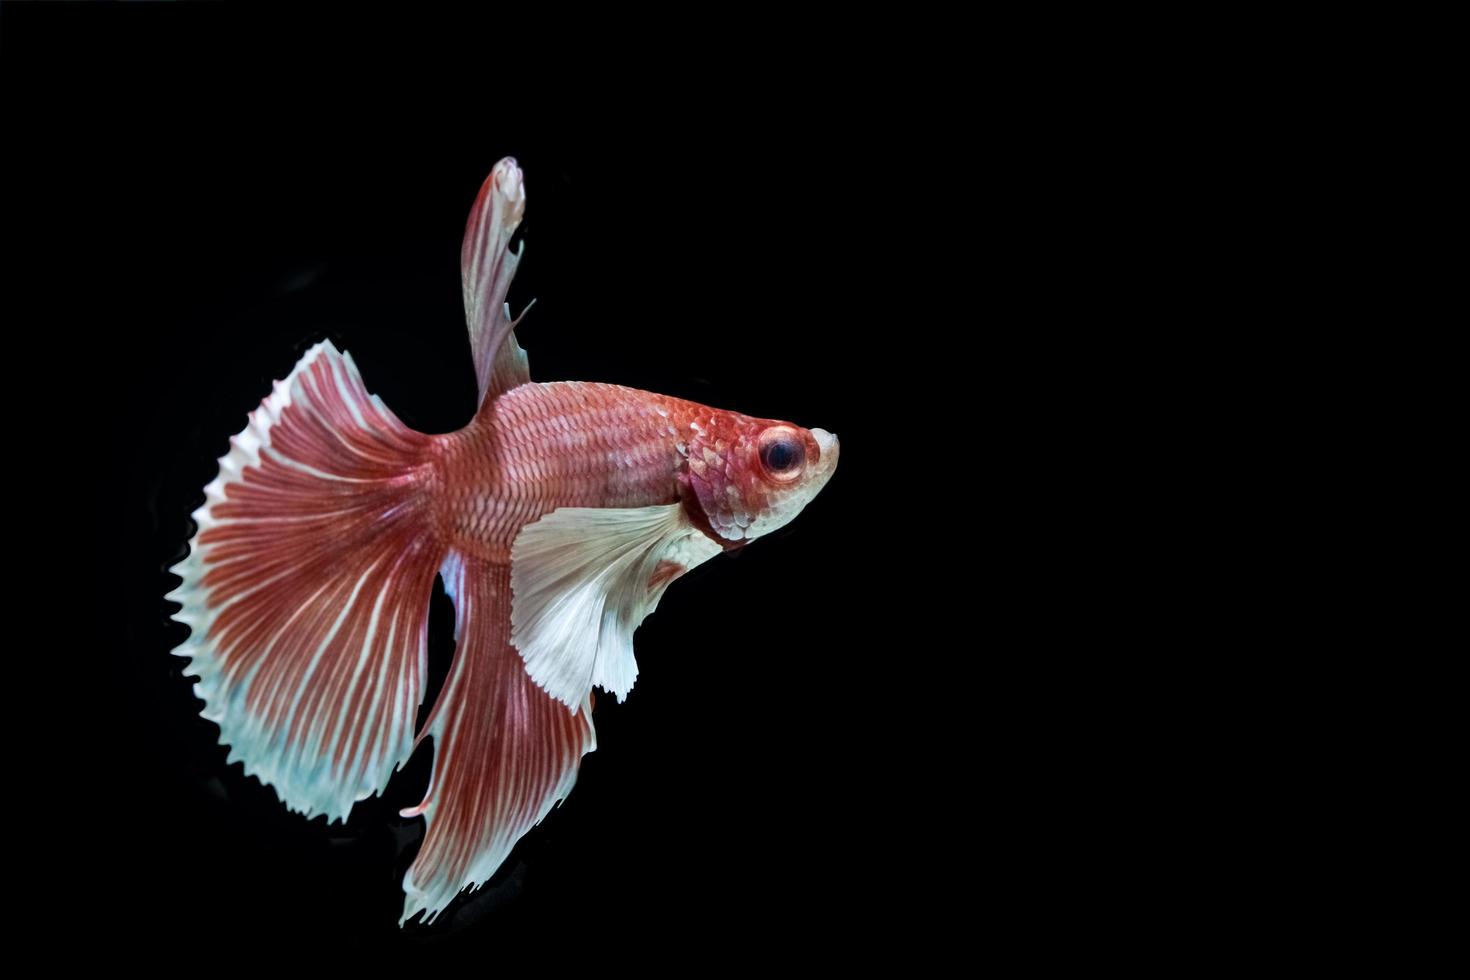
[509, 504, 722, 711]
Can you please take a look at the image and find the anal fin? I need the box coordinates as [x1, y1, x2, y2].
[400, 552, 595, 925]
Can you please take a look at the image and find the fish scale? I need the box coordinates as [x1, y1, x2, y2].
[439, 383, 717, 562]
[165, 157, 838, 925]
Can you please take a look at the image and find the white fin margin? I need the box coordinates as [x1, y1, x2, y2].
[166, 342, 337, 815]
[165, 340, 436, 824]
[509, 504, 721, 711]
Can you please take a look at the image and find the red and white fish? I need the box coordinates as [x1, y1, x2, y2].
[165, 158, 838, 925]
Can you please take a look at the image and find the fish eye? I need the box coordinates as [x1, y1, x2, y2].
[758, 428, 806, 481]
[762, 440, 800, 471]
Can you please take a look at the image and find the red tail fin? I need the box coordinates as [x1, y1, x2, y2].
[167, 341, 445, 823]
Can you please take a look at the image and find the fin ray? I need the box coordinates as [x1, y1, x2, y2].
[509, 504, 722, 710]
[167, 341, 444, 823]
[401, 553, 595, 925]
[463, 158, 532, 406]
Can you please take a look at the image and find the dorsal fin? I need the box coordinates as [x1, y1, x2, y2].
[487, 301, 533, 396]
[462, 157, 533, 406]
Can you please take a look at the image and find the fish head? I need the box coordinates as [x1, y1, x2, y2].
[682, 413, 839, 545]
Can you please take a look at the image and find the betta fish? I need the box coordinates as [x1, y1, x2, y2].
[165, 158, 838, 925]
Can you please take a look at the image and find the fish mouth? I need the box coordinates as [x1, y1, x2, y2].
[812, 428, 839, 469]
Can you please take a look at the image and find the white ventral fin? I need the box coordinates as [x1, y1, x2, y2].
[510, 503, 721, 711]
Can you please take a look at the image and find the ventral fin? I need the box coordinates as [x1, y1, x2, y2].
[509, 503, 722, 711]
[463, 157, 533, 407]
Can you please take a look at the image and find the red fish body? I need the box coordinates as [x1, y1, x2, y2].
[167, 159, 838, 924]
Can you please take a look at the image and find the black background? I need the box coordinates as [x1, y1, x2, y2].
[7, 5, 1396, 967]
[7, 5, 988, 959]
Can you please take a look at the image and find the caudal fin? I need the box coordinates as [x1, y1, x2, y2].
[166, 341, 445, 823]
